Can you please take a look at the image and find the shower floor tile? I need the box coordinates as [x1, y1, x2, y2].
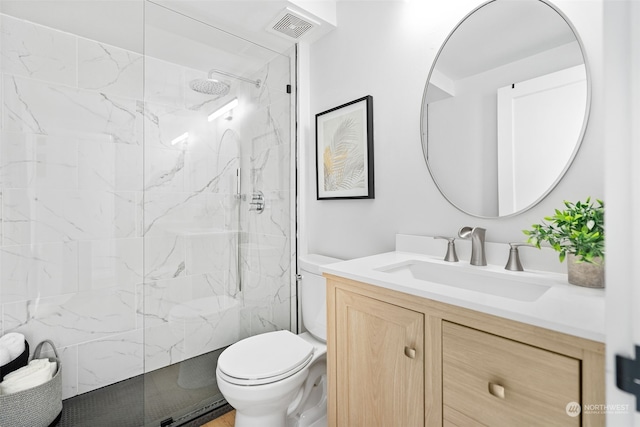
[57, 348, 227, 427]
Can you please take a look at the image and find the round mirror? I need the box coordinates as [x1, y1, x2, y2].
[421, 0, 590, 218]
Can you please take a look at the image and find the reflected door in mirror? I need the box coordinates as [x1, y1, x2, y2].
[497, 65, 587, 215]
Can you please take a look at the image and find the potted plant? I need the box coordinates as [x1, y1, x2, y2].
[523, 197, 604, 288]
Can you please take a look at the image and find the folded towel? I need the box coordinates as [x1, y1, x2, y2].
[0, 347, 11, 366]
[0, 333, 26, 361]
[0, 358, 56, 395]
[3, 359, 50, 381]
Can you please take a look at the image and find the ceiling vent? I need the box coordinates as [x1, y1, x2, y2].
[267, 8, 319, 41]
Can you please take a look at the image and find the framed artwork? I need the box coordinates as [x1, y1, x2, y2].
[315, 95, 374, 200]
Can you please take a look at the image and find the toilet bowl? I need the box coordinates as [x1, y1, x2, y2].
[216, 254, 341, 427]
[216, 330, 326, 427]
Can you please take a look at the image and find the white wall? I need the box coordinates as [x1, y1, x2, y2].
[604, 0, 640, 424]
[304, 0, 604, 261]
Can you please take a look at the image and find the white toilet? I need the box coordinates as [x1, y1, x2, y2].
[216, 254, 341, 427]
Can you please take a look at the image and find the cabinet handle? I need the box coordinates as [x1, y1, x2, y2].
[404, 346, 416, 359]
[488, 382, 505, 399]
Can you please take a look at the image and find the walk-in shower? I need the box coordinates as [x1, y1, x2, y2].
[0, 0, 296, 425]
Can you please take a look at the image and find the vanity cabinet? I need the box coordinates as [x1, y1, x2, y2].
[326, 275, 605, 427]
[332, 288, 424, 426]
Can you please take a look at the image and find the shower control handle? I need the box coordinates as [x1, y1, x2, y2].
[249, 191, 265, 214]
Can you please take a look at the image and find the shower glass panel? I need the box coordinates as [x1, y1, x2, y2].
[0, 0, 293, 424]
[142, 2, 295, 424]
[0, 0, 147, 424]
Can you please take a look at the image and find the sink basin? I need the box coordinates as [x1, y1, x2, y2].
[376, 260, 550, 302]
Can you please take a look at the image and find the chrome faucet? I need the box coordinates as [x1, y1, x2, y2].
[458, 226, 487, 266]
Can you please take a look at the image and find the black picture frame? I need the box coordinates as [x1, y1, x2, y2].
[315, 95, 374, 200]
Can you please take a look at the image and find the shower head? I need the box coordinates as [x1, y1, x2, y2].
[189, 68, 261, 96]
[189, 78, 230, 96]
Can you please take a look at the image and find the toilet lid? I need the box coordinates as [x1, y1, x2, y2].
[218, 330, 314, 384]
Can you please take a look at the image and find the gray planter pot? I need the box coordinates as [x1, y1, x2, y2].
[567, 254, 605, 288]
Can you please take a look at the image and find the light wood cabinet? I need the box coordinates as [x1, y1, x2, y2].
[326, 275, 605, 427]
[333, 288, 424, 426]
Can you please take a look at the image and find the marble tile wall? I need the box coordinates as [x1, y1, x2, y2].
[0, 13, 293, 399]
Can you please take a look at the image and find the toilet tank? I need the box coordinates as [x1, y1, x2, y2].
[298, 254, 343, 342]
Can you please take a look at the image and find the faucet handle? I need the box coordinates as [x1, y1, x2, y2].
[505, 242, 535, 271]
[434, 236, 459, 262]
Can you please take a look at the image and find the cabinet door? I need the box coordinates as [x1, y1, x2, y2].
[335, 288, 424, 426]
[442, 321, 581, 427]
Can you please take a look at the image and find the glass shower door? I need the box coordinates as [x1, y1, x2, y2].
[0, 1, 148, 425]
[141, 2, 295, 425]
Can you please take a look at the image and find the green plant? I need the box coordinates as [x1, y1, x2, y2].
[523, 198, 604, 263]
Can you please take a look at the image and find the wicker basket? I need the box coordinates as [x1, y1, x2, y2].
[0, 340, 62, 427]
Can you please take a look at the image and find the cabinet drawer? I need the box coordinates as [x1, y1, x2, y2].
[442, 321, 581, 426]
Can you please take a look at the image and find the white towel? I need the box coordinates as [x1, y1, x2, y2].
[47, 359, 57, 377]
[0, 347, 11, 366]
[0, 358, 56, 395]
[0, 332, 26, 360]
[2, 358, 50, 382]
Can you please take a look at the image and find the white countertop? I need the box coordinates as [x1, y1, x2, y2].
[321, 251, 605, 343]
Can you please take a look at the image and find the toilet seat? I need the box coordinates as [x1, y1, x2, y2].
[217, 330, 314, 386]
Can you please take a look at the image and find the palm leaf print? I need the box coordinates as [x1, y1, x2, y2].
[323, 116, 364, 191]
